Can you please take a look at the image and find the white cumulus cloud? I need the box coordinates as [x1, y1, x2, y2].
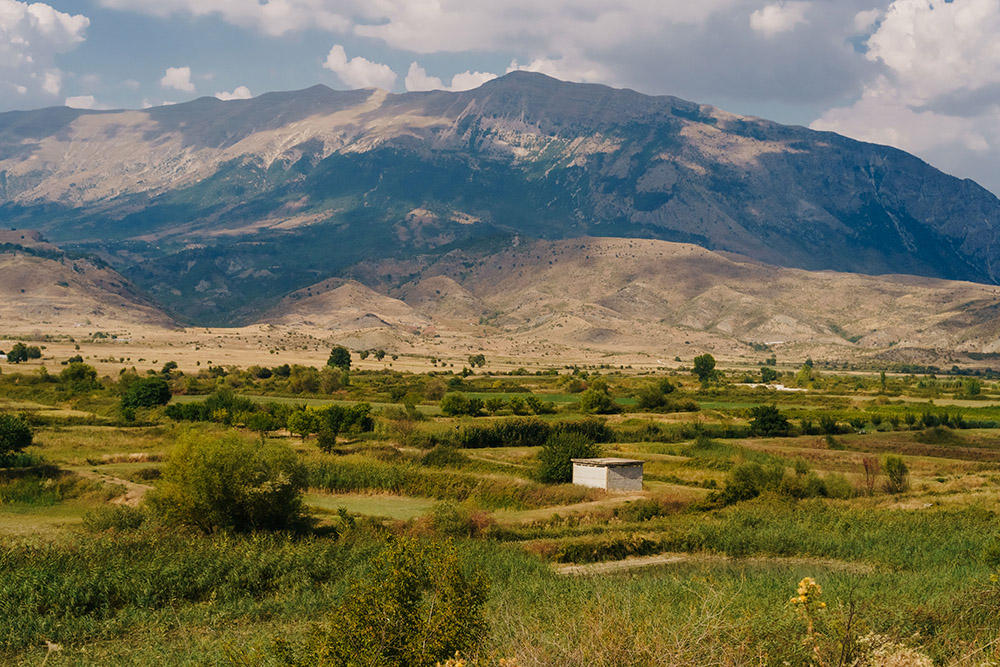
[160, 66, 195, 93]
[506, 57, 611, 84]
[404, 62, 497, 92]
[449, 70, 497, 91]
[323, 45, 397, 90]
[750, 2, 810, 36]
[215, 85, 252, 100]
[404, 63, 443, 91]
[41, 70, 61, 95]
[812, 0, 1000, 194]
[0, 0, 88, 99]
[64, 94, 96, 109]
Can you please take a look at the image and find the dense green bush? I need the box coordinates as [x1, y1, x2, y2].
[421, 445, 469, 468]
[147, 432, 309, 533]
[440, 392, 484, 417]
[58, 362, 100, 393]
[538, 433, 601, 484]
[286, 538, 487, 667]
[553, 417, 614, 443]
[456, 417, 551, 449]
[0, 412, 32, 461]
[82, 505, 146, 533]
[716, 460, 856, 505]
[316, 403, 374, 452]
[120, 376, 171, 409]
[748, 404, 791, 437]
[717, 462, 786, 504]
[579, 388, 620, 414]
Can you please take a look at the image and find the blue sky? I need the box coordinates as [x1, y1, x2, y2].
[4, 0, 1000, 195]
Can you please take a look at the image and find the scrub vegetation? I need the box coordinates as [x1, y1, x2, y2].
[4, 353, 1000, 665]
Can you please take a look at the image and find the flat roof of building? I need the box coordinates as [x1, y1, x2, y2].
[571, 458, 644, 467]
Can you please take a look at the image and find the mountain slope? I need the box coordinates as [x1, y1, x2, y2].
[0, 243, 176, 333]
[2, 73, 999, 324]
[276, 237, 1000, 362]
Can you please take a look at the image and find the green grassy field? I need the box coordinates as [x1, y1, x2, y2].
[4, 362, 1000, 665]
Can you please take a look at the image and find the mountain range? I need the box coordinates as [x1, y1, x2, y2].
[2, 72, 1000, 361]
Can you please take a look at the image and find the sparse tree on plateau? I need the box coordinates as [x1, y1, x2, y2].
[327, 346, 351, 371]
[6, 343, 29, 363]
[692, 354, 716, 383]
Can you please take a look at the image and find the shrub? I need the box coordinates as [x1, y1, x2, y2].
[428, 501, 492, 538]
[614, 497, 678, 522]
[421, 446, 469, 468]
[884, 455, 909, 494]
[748, 404, 790, 436]
[440, 392, 483, 417]
[59, 362, 100, 392]
[147, 432, 308, 533]
[819, 415, 843, 435]
[579, 388, 619, 414]
[293, 538, 488, 667]
[315, 403, 374, 452]
[0, 413, 33, 461]
[717, 462, 786, 504]
[287, 409, 320, 438]
[120, 377, 171, 409]
[538, 433, 601, 484]
[456, 417, 551, 449]
[82, 505, 146, 533]
[552, 417, 614, 443]
[823, 474, 856, 500]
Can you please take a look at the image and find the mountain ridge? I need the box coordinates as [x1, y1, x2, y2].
[2, 72, 1000, 325]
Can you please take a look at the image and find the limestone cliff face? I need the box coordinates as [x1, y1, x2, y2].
[2, 72, 998, 324]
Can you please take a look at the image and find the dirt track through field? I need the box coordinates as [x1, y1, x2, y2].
[554, 552, 876, 576]
[73, 468, 153, 507]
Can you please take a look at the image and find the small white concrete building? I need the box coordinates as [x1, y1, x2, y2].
[571, 458, 644, 492]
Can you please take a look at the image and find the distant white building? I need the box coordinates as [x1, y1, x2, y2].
[572, 458, 644, 492]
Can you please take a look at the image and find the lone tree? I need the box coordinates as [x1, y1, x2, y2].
[0, 413, 33, 462]
[327, 345, 351, 371]
[760, 366, 778, 384]
[692, 354, 716, 383]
